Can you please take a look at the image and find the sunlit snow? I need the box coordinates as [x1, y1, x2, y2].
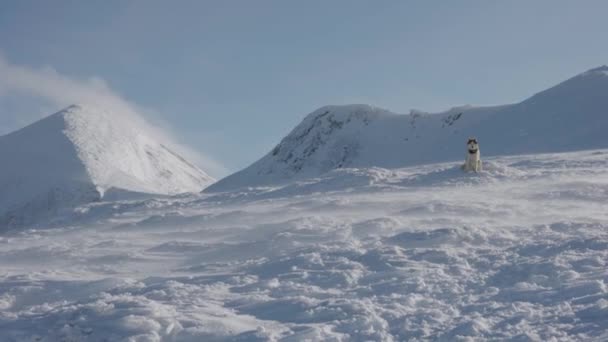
[1, 151, 607, 341]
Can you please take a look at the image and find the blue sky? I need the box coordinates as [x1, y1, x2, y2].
[1, 1, 608, 177]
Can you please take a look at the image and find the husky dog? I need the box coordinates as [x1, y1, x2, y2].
[463, 137, 482, 172]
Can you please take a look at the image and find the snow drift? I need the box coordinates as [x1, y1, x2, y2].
[2, 149, 608, 341]
[0, 104, 214, 228]
[208, 66, 608, 191]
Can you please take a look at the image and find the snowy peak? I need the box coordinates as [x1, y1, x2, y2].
[0, 104, 215, 228]
[206, 105, 400, 191]
[300, 104, 391, 123]
[582, 65, 608, 76]
[57, 104, 214, 195]
[532, 64, 608, 98]
[209, 66, 608, 192]
[269, 105, 392, 172]
[207, 104, 454, 191]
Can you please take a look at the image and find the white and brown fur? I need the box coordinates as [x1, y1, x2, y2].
[462, 137, 482, 172]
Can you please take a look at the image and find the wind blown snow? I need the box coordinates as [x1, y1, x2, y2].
[1, 149, 607, 341]
[0, 104, 215, 229]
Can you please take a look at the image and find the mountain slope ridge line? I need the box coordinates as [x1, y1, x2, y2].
[208, 66, 608, 192]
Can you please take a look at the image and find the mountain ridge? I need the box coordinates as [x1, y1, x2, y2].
[208, 66, 608, 192]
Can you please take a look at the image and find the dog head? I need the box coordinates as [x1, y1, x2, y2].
[467, 137, 479, 154]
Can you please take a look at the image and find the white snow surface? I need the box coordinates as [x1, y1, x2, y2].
[209, 66, 608, 192]
[0, 104, 214, 228]
[1, 149, 607, 341]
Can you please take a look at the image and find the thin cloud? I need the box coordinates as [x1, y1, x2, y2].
[0, 54, 228, 178]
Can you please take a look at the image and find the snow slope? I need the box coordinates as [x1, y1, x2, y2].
[0, 104, 214, 228]
[0, 149, 607, 340]
[209, 66, 608, 191]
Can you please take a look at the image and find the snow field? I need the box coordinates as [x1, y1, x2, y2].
[0, 150, 607, 341]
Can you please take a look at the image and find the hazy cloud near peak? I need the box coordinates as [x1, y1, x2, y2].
[0, 54, 228, 178]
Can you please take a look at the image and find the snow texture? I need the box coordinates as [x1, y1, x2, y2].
[0, 149, 608, 341]
[209, 66, 608, 192]
[1, 67, 608, 341]
[0, 104, 214, 229]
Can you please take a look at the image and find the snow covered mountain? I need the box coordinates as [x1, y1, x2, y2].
[208, 66, 608, 191]
[0, 104, 215, 228]
[2, 69, 608, 341]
